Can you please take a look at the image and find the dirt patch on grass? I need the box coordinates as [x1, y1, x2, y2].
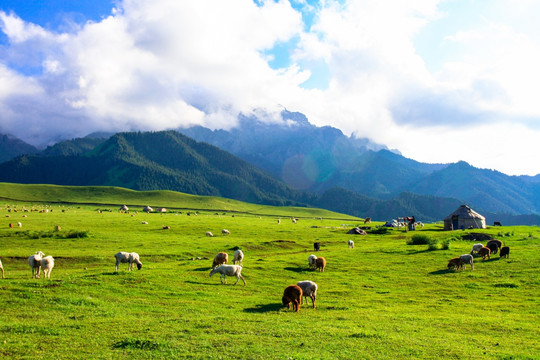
[461, 233, 494, 241]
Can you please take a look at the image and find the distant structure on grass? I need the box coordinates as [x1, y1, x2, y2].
[444, 205, 486, 231]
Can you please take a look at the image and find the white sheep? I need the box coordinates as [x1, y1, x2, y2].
[297, 280, 318, 308]
[0, 258, 4, 279]
[222, 229, 230, 235]
[459, 254, 474, 270]
[17, 222, 22, 228]
[348, 239, 354, 249]
[206, 231, 214, 237]
[40, 256, 55, 279]
[308, 254, 317, 269]
[233, 249, 244, 266]
[470, 243, 484, 255]
[209, 264, 246, 285]
[28, 251, 44, 278]
[114, 252, 143, 271]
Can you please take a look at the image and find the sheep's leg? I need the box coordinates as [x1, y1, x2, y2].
[237, 274, 246, 285]
[115, 260, 119, 271]
[311, 296, 316, 309]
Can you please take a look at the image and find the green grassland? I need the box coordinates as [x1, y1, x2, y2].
[0, 183, 539, 359]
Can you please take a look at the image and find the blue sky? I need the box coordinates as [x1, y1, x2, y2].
[1, 0, 540, 175]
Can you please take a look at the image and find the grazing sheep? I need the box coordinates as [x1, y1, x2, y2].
[348, 239, 354, 249]
[40, 256, 55, 279]
[499, 246, 510, 258]
[296, 280, 318, 309]
[478, 246, 491, 260]
[459, 254, 474, 270]
[114, 252, 143, 271]
[470, 243, 484, 255]
[0, 258, 4, 279]
[28, 251, 44, 278]
[364, 217, 371, 224]
[233, 250, 244, 266]
[209, 264, 246, 285]
[313, 242, 320, 251]
[486, 240, 502, 254]
[447, 257, 464, 270]
[162, 225, 171, 230]
[8, 223, 13, 228]
[282, 285, 303, 312]
[17, 222, 22, 228]
[222, 229, 230, 235]
[141, 221, 148, 224]
[206, 231, 214, 237]
[292, 218, 297, 224]
[277, 219, 281, 224]
[315, 257, 326, 272]
[308, 254, 317, 269]
[212, 252, 229, 268]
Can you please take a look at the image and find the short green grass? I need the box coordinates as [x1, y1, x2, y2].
[0, 184, 539, 359]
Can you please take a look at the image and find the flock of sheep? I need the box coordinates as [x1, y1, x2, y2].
[1, 205, 513, 314]
[447, 239, 510, 270]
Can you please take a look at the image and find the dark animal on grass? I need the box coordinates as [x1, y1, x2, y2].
[493, 221, 502, 226]
[315, 257, 326, 272]
[478, 246, 491, 260]
[487, 239, 502, 253]
[499, 246, 510, 258]
[313, 242, 320, 251]
[486, 242, 499, 255]
[212, 252, 228, 268]
[364, 217, 371, 224]
[447, 257, 464, 270]
[282, 285, 303, 312]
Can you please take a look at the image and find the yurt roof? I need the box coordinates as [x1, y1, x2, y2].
[444, 205, 485, 220]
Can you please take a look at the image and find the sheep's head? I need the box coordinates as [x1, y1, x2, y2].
[209, 268, 218, 277]
[137, 263, 142, 270]
[282, 296, 289, 307]
[36, 251, 45, 257]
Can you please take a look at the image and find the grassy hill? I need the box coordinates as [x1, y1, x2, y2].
[0, 183, 358, 220]
[0, 190, 538, 359]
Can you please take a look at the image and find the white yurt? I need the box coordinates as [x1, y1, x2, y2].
[444, 205, 486, 230]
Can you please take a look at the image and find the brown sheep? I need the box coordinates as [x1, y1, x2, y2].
[212, 252, 228, 268]
[282, 285, 303, 312]
[478, 246, 491, 260]
[447, 257, 464, 270]
[315, 257, 326, 272]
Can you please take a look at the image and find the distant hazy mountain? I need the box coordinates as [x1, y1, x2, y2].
[0, 134, 39, 163]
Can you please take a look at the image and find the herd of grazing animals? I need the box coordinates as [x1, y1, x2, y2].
[2, 205, 514, 314]
[448, 239, 510, 271]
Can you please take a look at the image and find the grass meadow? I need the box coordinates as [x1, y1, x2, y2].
[0, 184, 539, 359]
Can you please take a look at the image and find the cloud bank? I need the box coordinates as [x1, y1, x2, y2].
[1, 0, 539, 175]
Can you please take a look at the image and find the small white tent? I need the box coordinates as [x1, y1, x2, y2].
[444, 205, 486, 230]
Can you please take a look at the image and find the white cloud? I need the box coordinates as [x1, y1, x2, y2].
[1, 1, 540, 175]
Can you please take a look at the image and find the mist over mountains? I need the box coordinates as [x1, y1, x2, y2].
[1, 111, 540, 224]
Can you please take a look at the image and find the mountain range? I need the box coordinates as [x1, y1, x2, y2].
[1, 111, 540, 224]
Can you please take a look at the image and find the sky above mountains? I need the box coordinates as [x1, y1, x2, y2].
[0, 0, 539, 175]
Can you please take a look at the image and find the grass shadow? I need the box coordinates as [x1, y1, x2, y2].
[185, 280, 218, 286]
[193, 267, 211, 272]
[428, 269, 454, 275]
[244, 303, 282, 313]
[284, 266, 310, 273]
